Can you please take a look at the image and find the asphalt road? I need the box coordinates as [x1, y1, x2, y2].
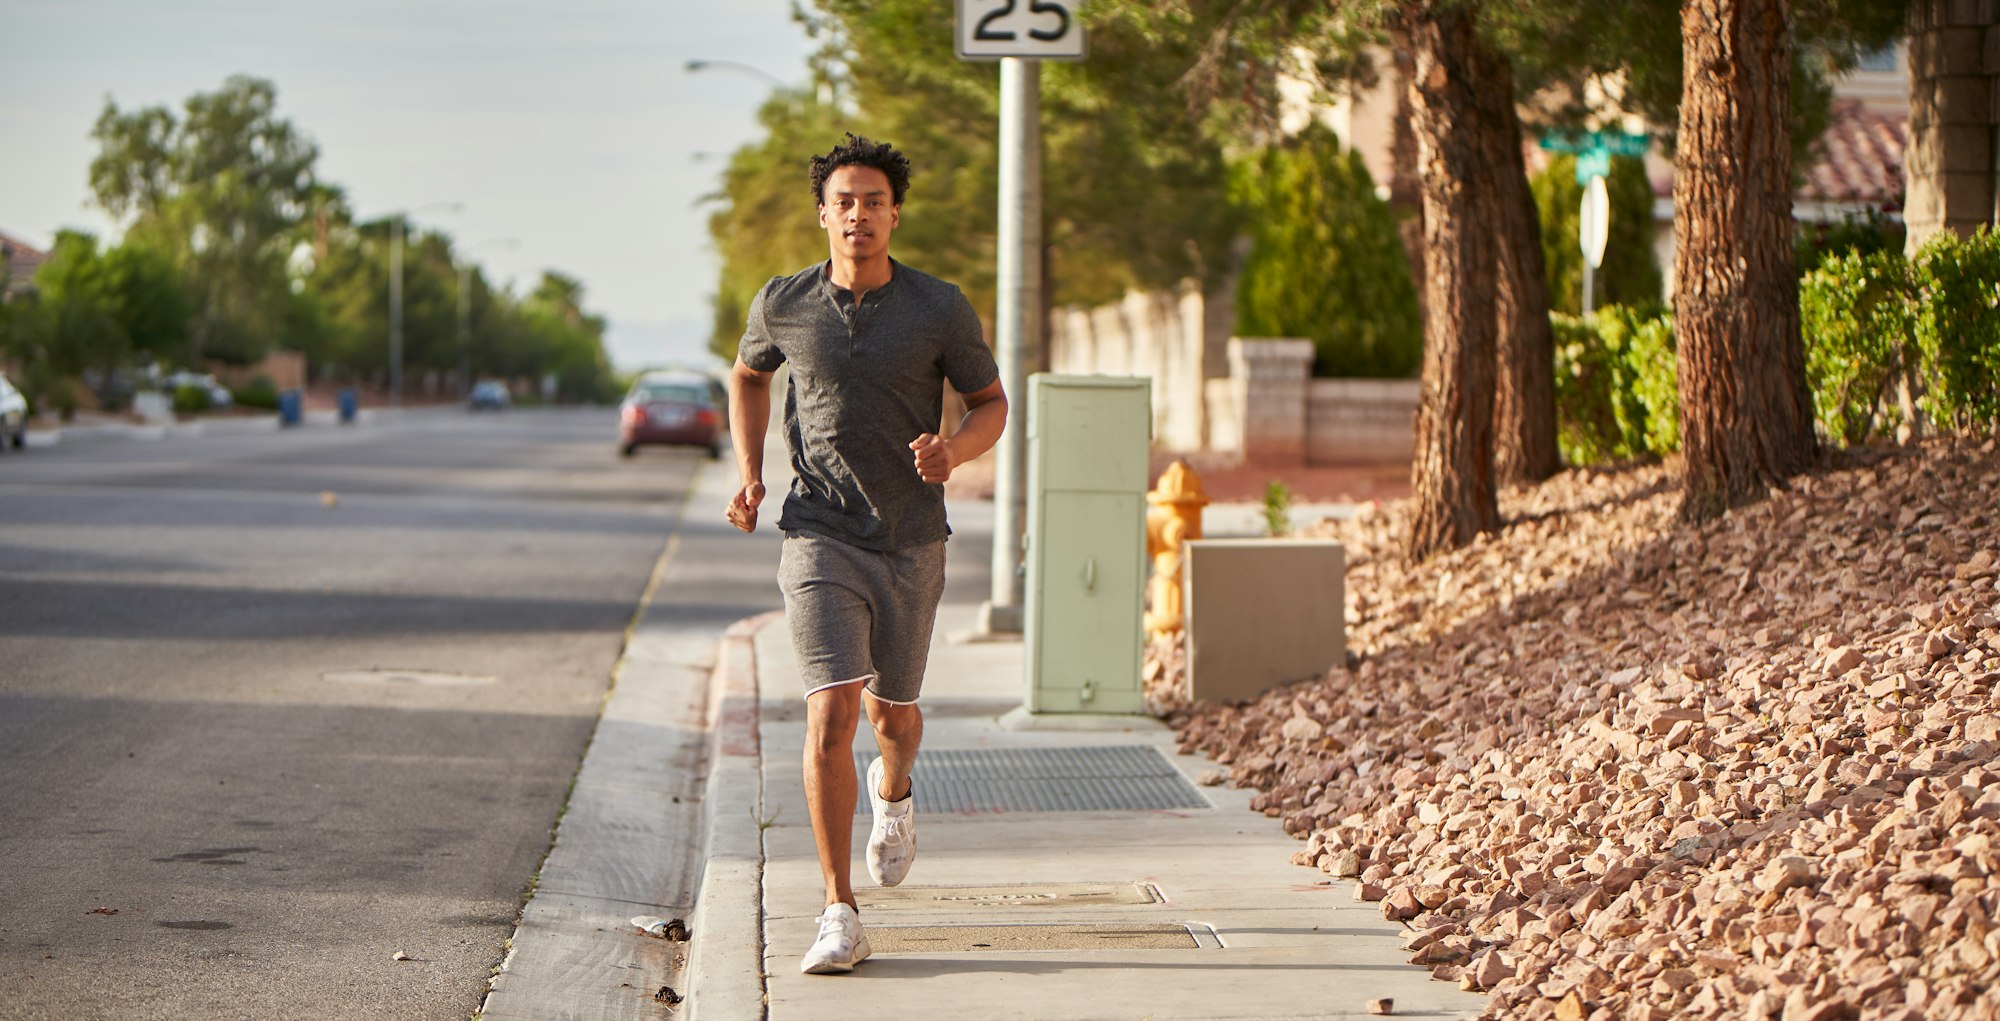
[0, 407, 710, 1020]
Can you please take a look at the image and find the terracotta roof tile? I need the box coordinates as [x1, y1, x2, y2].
[1800, 99, 1906, 206]
[1, 229, 47, 296]
[1529, 101, 1906, 213]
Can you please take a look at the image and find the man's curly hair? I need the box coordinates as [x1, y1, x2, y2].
[809, 133, 913, 207]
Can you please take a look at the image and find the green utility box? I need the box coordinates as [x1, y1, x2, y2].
[1023, 374, 1151, 714]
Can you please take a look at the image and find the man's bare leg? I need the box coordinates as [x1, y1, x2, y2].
[803, 681, 866, 908]
[864, 694, 922, 801]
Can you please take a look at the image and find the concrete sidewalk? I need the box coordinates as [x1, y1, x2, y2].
[682, 498, 1487, 1021]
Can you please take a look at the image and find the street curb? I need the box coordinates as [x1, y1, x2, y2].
[29, 417, 280, 443]
[27, 405, 439, 445]
[684, 609, 783, 1021]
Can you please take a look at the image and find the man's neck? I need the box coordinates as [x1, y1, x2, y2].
[826, 253, 893, 301]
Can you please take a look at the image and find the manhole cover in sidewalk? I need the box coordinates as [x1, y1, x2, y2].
[852, 746, 1210, 814]
[859, 882, 1163, 911]
[869, 922, 1220, 954]
[321, 669, 496, 687]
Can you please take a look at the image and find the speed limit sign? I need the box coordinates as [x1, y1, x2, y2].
[957, 0, 1086, 61]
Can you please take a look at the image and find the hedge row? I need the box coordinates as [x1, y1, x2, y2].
[1802, 226, 2000, 442]
[1551, 225, 2000, 468]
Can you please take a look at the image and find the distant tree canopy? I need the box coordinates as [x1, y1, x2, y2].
[1232, 125, 1422, 377]
[0, 75, 618, 411]
[1498, 0, 1906, 168]
[90, 75, 318, 366]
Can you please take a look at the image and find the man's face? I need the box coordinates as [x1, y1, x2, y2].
[818, 164, 899, 261]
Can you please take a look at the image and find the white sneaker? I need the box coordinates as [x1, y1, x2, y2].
[799, 902, 871, 975]
[866, 756, 916, 887]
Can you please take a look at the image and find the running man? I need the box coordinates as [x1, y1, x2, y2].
[725, 133, 1007, 975]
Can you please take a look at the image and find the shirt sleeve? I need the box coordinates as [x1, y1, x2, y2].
[737, 281, 786, 373]
[939, 287, 1000, 395]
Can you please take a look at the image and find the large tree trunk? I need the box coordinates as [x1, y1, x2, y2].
[1405, 5, 1501, 561]
[1673, 0, 1816, 521]
[1476, 43, 1562, 485]
[1388, 27, 1427, 308]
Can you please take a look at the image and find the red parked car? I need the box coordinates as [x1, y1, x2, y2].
[619, 371, 726, 459]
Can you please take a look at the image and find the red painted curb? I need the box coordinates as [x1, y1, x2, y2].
[709, 610, 782, 758]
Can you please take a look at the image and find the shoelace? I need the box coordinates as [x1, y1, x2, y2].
[877, 810, 911, 847]
[817, 911, 850, 947]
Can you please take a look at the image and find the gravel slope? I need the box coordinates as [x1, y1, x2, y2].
[1156, 438, 2000, 1021]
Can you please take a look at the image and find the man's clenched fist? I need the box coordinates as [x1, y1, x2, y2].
[909, 433, 956, 484]
[727, 481, 766, 532]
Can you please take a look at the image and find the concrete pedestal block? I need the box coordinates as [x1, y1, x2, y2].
[1183, 538, 1345, 704]
[1227, 338, 1313, 466]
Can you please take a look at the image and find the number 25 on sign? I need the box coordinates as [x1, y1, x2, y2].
[957, 0, 1086, 60]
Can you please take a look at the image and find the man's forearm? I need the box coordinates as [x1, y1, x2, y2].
[729, 366, 772, 485]
[947, 393, 1008, 469]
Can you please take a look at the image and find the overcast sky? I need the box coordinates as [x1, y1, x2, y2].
[0, 0, 821, 372]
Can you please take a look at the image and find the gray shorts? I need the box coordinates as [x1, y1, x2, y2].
[777, 530, 948, 704]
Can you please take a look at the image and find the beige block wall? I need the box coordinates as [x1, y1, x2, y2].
[1905, 0, 2000, 252]
[1049, 291, 1418, 467]
[1306, 378, 1420, 463]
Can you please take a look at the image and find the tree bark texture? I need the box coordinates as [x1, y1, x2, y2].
[1405, 4, 1501, 561]
[1388, 27, 1428, 309]
[1475, 43, 1562, 485]
[1673, 0, 1816, 522]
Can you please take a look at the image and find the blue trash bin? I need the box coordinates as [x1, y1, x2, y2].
[336, 388, 358, 424]
[278, 388, 303, 427]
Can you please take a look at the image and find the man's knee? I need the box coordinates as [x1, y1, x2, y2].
[869, 700, 922, 743]
[805, 685, 864, 759]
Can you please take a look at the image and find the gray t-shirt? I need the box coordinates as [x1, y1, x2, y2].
[739, 259, 999, 551]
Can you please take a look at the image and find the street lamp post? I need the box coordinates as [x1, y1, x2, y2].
[389, 201, 461, 408]
[457, 237, 519, 396]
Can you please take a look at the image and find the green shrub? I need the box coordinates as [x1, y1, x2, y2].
[1552, 303, 1677, 465]
[172, 382, 211, 414]
[1800, 228, 2000, 442]
[232, 375, 280, 410]
[1800, 249, 1914, 445]
[1232, 124, 1422, 378]
[1911, 226, 2000, 432]
[1797, 208, 1904, 276]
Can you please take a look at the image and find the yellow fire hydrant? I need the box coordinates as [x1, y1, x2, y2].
[1144, 459, 1209, 639]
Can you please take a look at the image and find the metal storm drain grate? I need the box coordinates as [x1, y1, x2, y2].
[852, 746, 1211, 814]
[858, 882, 1163, 911]
[868, 922, 1221, 954]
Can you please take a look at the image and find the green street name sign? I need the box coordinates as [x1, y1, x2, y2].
[1539, 130, 1650, 157]
[1539, 130, 1650, 183]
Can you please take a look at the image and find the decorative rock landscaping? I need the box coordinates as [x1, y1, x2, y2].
[1154, 439, 2000, 1020]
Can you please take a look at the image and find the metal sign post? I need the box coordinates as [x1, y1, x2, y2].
[959, 0, 1084, 636]
[1580, 175, 1610, 317]
[1539, 130, 1644, 319]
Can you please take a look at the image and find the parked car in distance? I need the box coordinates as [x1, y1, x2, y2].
[468, 380, 511, 411]
[0, 372, 27, 449]
[619, 371, 725, 459]
[160, 370, 233, 410]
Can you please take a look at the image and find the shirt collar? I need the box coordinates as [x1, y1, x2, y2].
[818, 257, 899, 303]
